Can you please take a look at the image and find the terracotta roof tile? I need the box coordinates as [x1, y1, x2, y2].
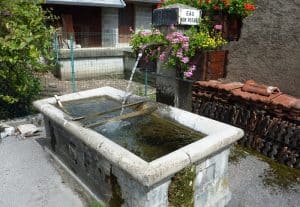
[231, 88, 281, 104]
[194, 80, 221, 88]
[242, 80, 280, 96]
[271, 94, 300, 109]
[216, 82, 244, 92]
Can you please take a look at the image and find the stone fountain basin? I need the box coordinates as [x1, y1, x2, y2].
[33, 87, 244, 207]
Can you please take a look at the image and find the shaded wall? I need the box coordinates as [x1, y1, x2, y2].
[224, 0, 300, 97]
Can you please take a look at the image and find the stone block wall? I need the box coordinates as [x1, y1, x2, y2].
[192, 80, 300, 168]
[134, 4, 153, 30]
[101, 8, 119, 47]
[224, 0, 300, 97]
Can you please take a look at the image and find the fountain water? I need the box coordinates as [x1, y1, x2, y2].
[121, 43, 166, 115]
[120, 52, 143, 115]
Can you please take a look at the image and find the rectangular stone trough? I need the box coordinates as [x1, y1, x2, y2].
[33, 87, 244, 207]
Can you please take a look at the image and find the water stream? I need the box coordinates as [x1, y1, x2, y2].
[120, 52, 143, 115]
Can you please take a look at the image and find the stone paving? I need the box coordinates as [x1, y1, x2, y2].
[0, 134, 84, 207]
[228, 147, 300, 207]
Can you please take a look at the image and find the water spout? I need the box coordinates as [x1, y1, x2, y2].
[120, 42, 166, 115]
[120, 52, 143, 115]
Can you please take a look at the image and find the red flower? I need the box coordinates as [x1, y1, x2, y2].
[156, 4, 162, 8]
[205, 0, 211, 4]
[213, 5, 220, 11]
[244, 3, 255, 11]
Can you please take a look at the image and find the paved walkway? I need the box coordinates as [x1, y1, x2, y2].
[0, 135, 84, 207]
[0, 120, 299, 207]
[228, 150, 300, 207]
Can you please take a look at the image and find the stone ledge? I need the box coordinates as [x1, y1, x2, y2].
[59, 47, 132, 59]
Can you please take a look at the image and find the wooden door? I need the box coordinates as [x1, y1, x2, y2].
[119, 4, 134, 43]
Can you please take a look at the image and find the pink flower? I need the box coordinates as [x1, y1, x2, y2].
[214, 24, 223, 31]
[184, 71, 193, 78]
[176, 50, 183, 58]
[159, 52, 166, 61]
[189, 65, 196, 71]
[141, 31, 152, 36]
[182, 57, 189, 63]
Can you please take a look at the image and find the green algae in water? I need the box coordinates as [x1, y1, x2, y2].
[96, 114, 205, 162]
[168, 165, 196, 207]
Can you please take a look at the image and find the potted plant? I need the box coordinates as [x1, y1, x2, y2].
[199, 0, 256, 40]
[161, 0, 256, 41]
[130, 22, 227, 80]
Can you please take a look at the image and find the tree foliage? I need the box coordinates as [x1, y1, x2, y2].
[0, 0, 55, 119]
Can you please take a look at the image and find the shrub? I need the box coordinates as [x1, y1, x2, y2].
[0, 0, 55, 119]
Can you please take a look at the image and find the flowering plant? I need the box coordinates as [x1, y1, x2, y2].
[161, 0, 255, 18]
[200, 0, 256, 18]
[129, 28, 166, 62]
[130, 23, 227, 78]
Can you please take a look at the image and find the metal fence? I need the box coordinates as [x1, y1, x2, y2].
[38, 32, 156, 100]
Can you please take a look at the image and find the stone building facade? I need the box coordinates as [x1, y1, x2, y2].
[44, 0, 160, 80]
[224, 0, 300, 97]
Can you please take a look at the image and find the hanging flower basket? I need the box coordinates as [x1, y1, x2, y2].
[212, 13, 243, 41]
[199, 0, 256, 41]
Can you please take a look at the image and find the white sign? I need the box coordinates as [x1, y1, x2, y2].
[178, 8, 201, 25]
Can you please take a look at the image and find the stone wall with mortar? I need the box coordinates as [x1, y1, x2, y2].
[224, 0, 300, 97]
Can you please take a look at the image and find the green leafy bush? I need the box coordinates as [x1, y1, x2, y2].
[0, 0, 55, 119]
